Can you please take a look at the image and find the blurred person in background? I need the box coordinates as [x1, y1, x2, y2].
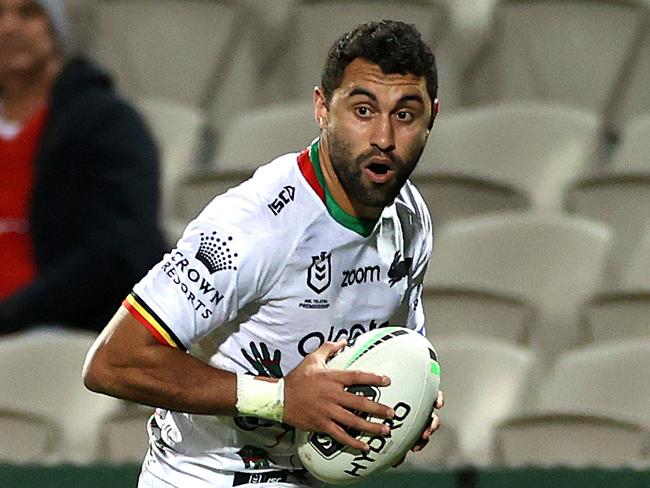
[0, 0, 166, 334]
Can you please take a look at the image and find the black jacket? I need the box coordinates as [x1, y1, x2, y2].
[0, 57, 167, 333]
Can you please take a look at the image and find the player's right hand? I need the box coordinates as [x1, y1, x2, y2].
[283, 339, 394, 451]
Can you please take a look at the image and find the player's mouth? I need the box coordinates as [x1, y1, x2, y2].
[364, 159, 395, 184]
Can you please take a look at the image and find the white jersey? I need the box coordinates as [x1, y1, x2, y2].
[126, 140, 433, 486]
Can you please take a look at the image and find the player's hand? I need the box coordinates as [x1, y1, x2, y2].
[283, 339, 394, 452]
[412, 389, 444, 452]
[393, 390, 444, 467]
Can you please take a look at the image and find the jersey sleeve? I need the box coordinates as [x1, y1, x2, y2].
[126, 196, 285, 350]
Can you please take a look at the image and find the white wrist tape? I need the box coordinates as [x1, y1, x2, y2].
[235, 373, 284, 422]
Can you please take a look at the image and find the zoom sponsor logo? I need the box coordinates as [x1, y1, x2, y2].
[297, 319, 389, 357]
[341, 265, 380, 288]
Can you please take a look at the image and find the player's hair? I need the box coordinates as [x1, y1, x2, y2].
[320, 20, 438, 110]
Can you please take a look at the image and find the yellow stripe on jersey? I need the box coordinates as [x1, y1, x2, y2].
[124, 293, 185, 351]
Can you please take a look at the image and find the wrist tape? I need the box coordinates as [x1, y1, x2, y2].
[235, 373, 284, 422]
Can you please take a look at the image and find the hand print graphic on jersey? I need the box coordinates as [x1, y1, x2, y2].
[241, 341, 284, 378]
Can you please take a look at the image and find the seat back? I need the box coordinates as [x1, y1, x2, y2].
[278, 0, 449, 100]
[428, 335, 538, 465]
[467, 0, 647, 116]
[213, 102, 317, 172]
[537, 339, 650, 426]
[565, 113, 650, 285]
[135, 97, 204, 220]
[494, 414, 649, 467]
[416, 102, 600, 212]
[0, 331, 120, 462]
[93, 0, 258, 135]
[0, 410, 58, 463]
[425, 213, 611, 356]
[99, 407, 153, 463]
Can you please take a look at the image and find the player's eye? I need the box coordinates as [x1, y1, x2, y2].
[395, 111, 414, 121]
[355, 106, 372, 117]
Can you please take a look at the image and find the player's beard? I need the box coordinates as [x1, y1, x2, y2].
[326, 129, 425, 209]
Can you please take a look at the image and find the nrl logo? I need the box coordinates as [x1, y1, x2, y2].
[307, 251, 331, 294]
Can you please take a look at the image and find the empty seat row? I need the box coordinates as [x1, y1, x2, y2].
[423, 212, 650, 356]
[65, 0, 650, 139]
[403, 336, 650, 469]
[2, 332, 649, 468]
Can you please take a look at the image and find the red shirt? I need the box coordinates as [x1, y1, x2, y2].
[0, 106, 48, 299]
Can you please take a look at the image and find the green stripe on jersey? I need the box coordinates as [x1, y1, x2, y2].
[310, 141, 378, 237]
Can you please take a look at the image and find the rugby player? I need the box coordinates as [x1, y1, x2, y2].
[84, 20, 443, 488]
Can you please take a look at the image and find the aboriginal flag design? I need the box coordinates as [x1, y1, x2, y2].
[123, 292, 186, 351]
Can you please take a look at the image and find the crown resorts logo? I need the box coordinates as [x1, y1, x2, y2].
[195, 232, 238, 274]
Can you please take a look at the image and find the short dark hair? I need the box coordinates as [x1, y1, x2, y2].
[321, 20, 438, 107]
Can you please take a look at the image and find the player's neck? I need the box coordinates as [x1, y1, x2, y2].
[317, 137, 382, 220]
[1, 57, 61, 124]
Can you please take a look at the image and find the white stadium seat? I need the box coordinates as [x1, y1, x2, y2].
[99, 406, 154, 463]
[268, 0, 451, 101]
[425, 335, 539, 465]
[92, 0, 259, 136]
[176, 102, 318, 221]
[0, 330, 121, 463]
[494, 339, 650, 467]
[579, 223, 650, 344]
[464, 0, 649, 129]
[134, 96, 205, 245]
[414, 101, 600, 224]
[424, 213, 611, 357]
[565, 113, 650, 287]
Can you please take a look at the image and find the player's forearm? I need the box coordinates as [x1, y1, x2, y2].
[83, 309, 237, 415]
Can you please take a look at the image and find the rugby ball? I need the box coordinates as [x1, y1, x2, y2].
[296, 327, 441, 485]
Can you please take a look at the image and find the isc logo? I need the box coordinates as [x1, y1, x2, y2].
[341, 265, 380, 287]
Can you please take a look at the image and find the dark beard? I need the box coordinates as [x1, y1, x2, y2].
[326, 130, 424, 209]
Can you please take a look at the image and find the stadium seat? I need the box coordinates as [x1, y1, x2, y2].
[423, 213, 611, 357]
[494, 415, 649, 468]
[396, 424, 460, 470]
[610, 10, 650, 133]
[493, 339, 650, 467]
[579, 223, 650, 344]
[99, 405, 154, 463]
[565, 113, 650, 287]
[64, 0, 98, 56]
[267, 0, 452, 102]
[423, 335, 539, 465]
[414, 101, 600, 224]
[463, 0, 649, 130]
[0, 330, 121, 463]
[134, 96, 206, 245]
[0, 410, 58, 463]
[91, 0, 259, 136]
[176, 102, 318, 222]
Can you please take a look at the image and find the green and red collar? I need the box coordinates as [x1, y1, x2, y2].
[298, 140, 377, 237]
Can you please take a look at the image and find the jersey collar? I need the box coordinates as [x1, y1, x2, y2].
[298, 139, 378, 237]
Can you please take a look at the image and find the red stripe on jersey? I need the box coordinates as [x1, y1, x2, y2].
[297, 147, 325, 203]
[122, 297, 170, 347]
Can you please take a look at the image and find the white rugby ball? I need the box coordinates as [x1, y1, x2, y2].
[296, 327, 441, 485]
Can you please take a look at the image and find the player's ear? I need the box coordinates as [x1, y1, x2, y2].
[313, 86, 329, 130]
[427, 98, 440, 131]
